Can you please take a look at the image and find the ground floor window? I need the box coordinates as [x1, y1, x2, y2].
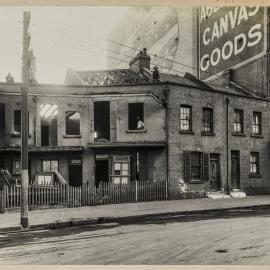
[111, 155, 130, 184]
[13, 159, 21, 175]
[183, 152, 209, 182]
[42, 160, 59, 172]
[250, 152, 259, 175]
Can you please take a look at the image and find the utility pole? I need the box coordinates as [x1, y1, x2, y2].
[21, 11, 31, 229]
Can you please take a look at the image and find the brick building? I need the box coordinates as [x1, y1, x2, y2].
[0, 50, 270, 196]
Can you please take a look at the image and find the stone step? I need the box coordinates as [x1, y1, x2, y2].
[207, 191, 230, 199]
[230, 191, 247, 198]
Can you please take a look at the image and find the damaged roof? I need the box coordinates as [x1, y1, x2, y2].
[64, 68, 265, 100]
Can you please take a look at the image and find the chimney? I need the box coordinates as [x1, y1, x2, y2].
[129, 48, 151, 73]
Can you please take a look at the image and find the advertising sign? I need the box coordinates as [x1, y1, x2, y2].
[199, 6, 266, 79]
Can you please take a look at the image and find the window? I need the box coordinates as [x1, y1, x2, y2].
[111, 156, 130, 184]
[42, 160, 59, 172]
[128, 103, 144, 130]
[13, 159, 21, 175]
[65, 111, 80, 135]
[184, 152, 209, 182]
[202, 108, 213, 133]
[180, 105, 192, 131]
[234, 109, 244, 133]
[13, 110, 29, 135]
[14, 110, 21, 134]
[252, 112, 262, 135]
[250, 152, 259, 175]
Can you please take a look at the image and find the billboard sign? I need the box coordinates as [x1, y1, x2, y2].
[199, 6, 266, 80]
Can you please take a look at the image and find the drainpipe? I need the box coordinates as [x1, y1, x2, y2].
[225, 97, 230, 195]
[164, 86, 170, 199]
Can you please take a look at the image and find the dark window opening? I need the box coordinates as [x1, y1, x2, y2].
[65, 111, 80, 135]
[128, 103, 144, 130]
[250, 152, 259, 175]
[13, 110, 29, 135]
[180, 105, 192, 131]
[14, 110, 21, 134]
[252, 111, 262, 135]
[40, 104, 58, 146]
[234, 109, 244, 133]
[0, 103, 5, 136]
[202, 108, 213, 133]
[94, 101, 110, 141]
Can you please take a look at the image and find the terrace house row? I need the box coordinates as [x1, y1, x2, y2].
[0, 50, 270, 196]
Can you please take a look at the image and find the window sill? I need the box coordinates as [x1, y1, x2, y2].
[125, 129, 147, 133]
[63, 135, 81, 138]
[189, 180, 204, 184]
[201, 131, 215, 136]
[179, 130, 194, 135]
[251, 134, 264, 138]
[249, 173, 262, 178]
[232, 132, 246, 137]
[10, 133, 31, 138]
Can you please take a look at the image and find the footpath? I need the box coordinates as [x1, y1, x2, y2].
[0, 195, 269, 233]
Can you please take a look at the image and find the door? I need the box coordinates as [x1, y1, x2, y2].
[95, 159, 109, 187]
[41, 125, 49, 146]
[231, 150, 240, 189]
[68, 158, 82, 187]
[210, 154, 221, 190]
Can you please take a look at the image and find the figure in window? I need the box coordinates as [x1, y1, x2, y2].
[136, 116, 145, 130]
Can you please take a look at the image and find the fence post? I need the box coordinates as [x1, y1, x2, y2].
[166, 177, 169, 200]
[135, 180, 138, 202]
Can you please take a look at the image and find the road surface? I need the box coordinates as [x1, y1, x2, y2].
[0, 209, 270, 264]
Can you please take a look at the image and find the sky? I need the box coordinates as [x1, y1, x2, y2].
[0, 6, 130, 84]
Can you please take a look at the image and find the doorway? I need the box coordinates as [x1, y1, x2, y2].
[94, 101, 110, 141]
[231, 150, 240, 189]
[95, 157, 109, 187]
[210, 154, 221, 190]
[68, 158, 82, 187]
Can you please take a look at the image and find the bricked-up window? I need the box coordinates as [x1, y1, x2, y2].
[202, 108, 213, 133]
[252, 111, 262, 135]
[250, 152, 259, 175]
[234, 109, 244, 133]
[42, 160, 59, 172]
[65, 111, 80, 135]
[128, 103, 144, 130]
[180, 105, 192, 131]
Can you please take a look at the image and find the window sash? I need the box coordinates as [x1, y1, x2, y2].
[180, 106, 192, 131]
[234, 110, 243, 133]
[250, 153, 259, 174]
[252, 112, 261, 134]
[202, 108, 213, 132]
[42, 160, 59, 172]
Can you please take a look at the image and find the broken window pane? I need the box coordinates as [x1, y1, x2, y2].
[65, 111, 80, 135]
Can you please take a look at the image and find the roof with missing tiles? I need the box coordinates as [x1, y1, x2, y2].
[64, 68, 266, 100]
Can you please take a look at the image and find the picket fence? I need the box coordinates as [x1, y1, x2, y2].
[0, 180, 169, 213]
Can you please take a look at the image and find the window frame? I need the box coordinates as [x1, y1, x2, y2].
[180, 105, 192, 132]
[128, 103, 144, 131]
[12, 159, 21, 175]
[202, 107, 213, 133]
[250, 152, 260, 176]
[65, 111, 81, 136]
[233, 109, 244, 133]
[252, 111, 262, 135]
[42, 160, 59, 173]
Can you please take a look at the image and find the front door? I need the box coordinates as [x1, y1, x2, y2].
[95, 159, 109, 187]
[210, 154, 221, 190]
[231, 150, 240, 189]
[68, 158, 82, 187]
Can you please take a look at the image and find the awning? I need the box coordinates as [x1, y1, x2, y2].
[88, 141, 166, 149]
[0, 146, 84, 153]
